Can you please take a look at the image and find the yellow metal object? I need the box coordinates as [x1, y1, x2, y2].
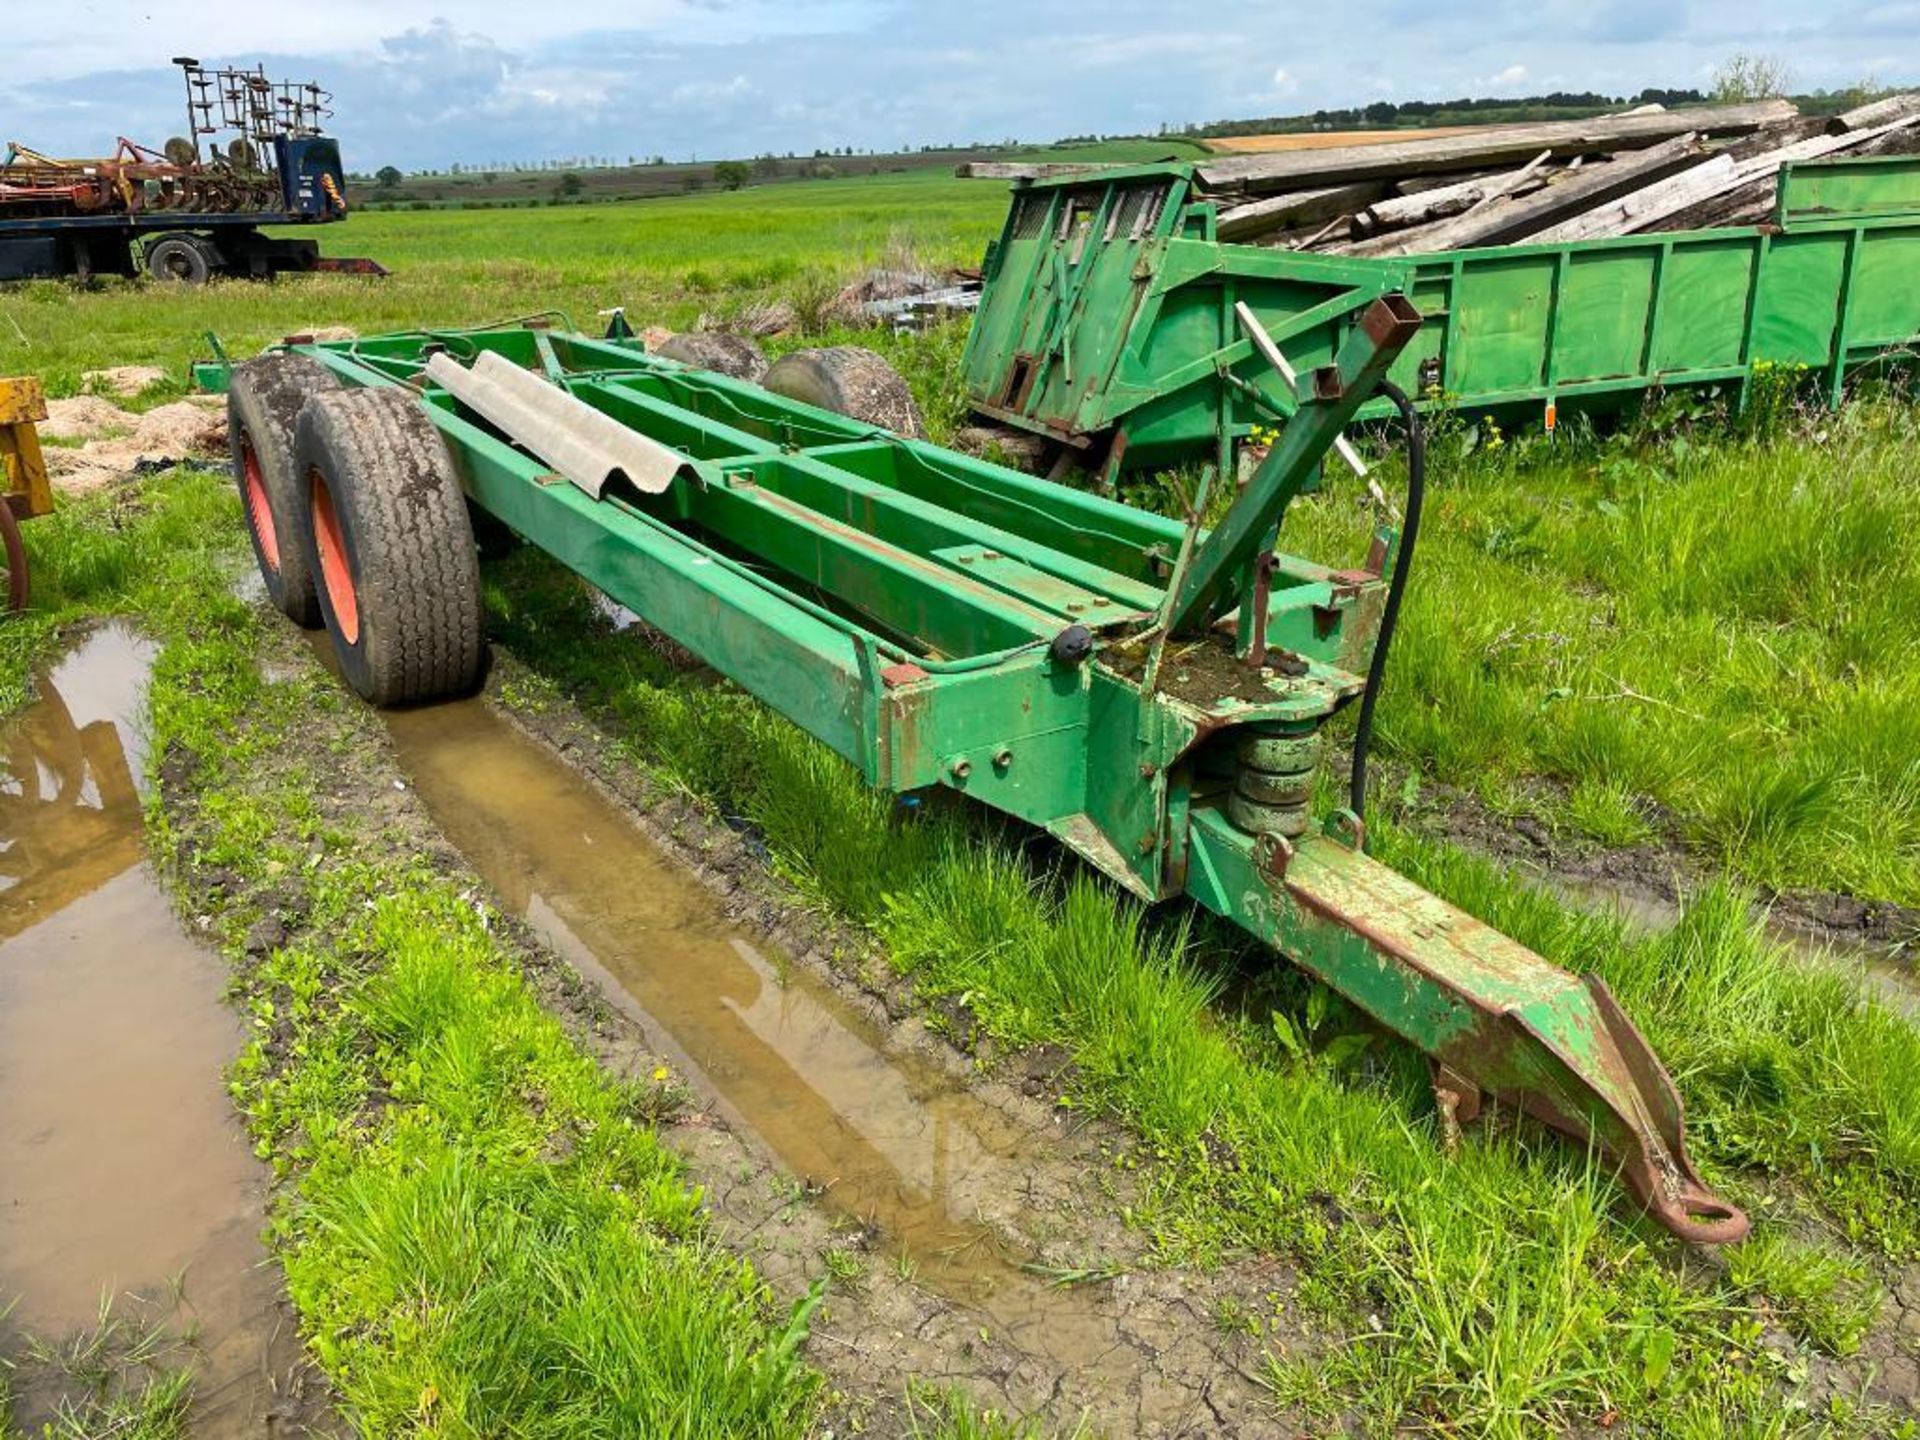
[0, 376, 54, 520]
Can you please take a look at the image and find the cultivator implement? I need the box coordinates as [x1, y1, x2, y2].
[214, 305, 1748, 1243]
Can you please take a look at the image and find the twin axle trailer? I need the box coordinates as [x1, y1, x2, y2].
[961, 153, 1920, 475]
[207, 310, 1749, 1246]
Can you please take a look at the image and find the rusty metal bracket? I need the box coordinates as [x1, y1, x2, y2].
[1253, 831, 1296, 880]
[1323, 807, 1366, 852]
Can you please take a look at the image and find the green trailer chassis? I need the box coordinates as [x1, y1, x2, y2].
[234, 308, 1748, 1244]
[961, 154, 1920, 474]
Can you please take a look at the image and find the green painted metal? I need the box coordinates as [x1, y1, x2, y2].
[264, 313, 1748, 1242]
[962, 156, 1920, 469]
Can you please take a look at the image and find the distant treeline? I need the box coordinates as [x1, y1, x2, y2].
[1182, 89, 1710, 139]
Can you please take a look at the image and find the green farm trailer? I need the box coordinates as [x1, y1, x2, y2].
[210, 309, 1748, 1244]
[962, 154, 1920, 476]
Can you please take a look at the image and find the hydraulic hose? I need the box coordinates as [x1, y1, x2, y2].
[1349, 379, 1425, 822]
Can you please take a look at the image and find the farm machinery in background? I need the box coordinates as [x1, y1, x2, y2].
[0, 57, 382, 283]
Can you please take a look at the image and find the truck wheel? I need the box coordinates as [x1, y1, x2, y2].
[762, 347, 926, 438]
[145, 234, 216, 284]
[228, 355, 343, 627]
[295, 387, 484, 707]
[0, 501, 27, 613]
[652, 332, 768, 382]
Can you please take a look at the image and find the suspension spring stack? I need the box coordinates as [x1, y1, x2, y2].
[1227, 721, 1323, 839]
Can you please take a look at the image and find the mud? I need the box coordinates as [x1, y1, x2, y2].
[270, 626, 1290, 1434]
[0, 625, 328, 1435]
[385, 698, 1146, 1367]
[1545, 874, 1920, 1020]
[479, 630, 1920, 1430]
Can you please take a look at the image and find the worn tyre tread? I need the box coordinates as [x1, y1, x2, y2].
[295, 388, 483, 706]
[229, 354, 342, 627]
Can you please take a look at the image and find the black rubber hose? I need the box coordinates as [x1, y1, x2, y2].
[1349, 379, 1425, 821]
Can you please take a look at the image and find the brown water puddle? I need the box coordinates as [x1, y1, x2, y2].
[0, 625, 305, 1434]
[382, 697, 1124, 1367]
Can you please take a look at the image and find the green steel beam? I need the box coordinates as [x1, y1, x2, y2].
[1166, 294, 1419, 636]
[1184, 813, 1748, 1244]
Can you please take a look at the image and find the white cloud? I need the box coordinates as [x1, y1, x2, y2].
[9, 0, 1920, 170]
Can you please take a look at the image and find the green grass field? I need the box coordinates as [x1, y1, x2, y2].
[1282, 393, 1920, 909]
[5, 166, 1919, 1437]
[1, 170, 1006, 396]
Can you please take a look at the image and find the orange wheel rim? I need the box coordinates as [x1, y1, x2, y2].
[241, 439, 279, 571]
[309, 470, 359, 645]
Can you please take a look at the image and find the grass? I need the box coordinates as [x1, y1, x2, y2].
[486, 546, 1920, 1436]
[0, 169, 1012, 398]
[0, 470, 1044, 1439]
[0, 467, 240, 710]
[6, 167, 1920, 1433]
[13, 1298, 196, 1440]
[0, 1294, 202, 1440]
[1278, 387, 1920, 907]
[9, 172, 1917, 911]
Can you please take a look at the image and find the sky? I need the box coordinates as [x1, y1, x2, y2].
[9, 2, 1918, 171]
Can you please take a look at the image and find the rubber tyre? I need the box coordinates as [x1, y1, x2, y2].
[651, 332, 768, 382]
[229, 355, 343, 627]
[0, 501, 27, 613]
[294, 388, 484, 707]
[145, 234, 214, 284]
[762, 346, 926, 438]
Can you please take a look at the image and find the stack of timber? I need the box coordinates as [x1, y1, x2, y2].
[961, 95, 1920, 255]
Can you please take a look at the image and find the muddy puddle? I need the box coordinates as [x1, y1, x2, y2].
[382, 696, 1126, 1367]
[0, 625, 307, 1434]
[1547, 875, 1920, 1020]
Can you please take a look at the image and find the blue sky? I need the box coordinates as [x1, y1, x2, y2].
[10, 2, 1918, 170]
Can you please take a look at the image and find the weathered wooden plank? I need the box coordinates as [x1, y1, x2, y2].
[1216, 182, 1386, 241]
[1358, 135, 1707, 255]
[956, 161, 1122, 180]
[1835, 92, 1920, 132]
[1535, 114, 1920, 242]
[1453, 150, 1554, 220]
[1194, 101, 1798, 194]
[1357, 170, 1539, 233]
